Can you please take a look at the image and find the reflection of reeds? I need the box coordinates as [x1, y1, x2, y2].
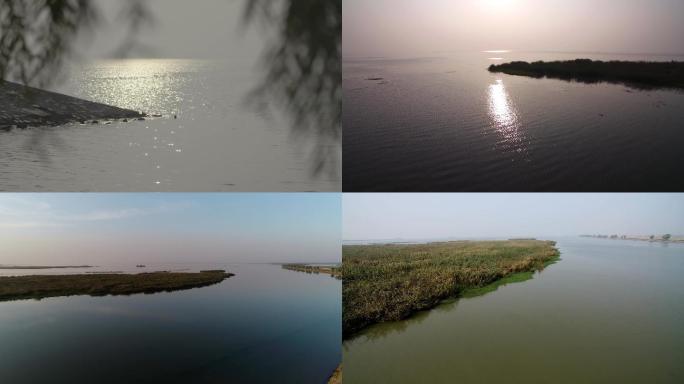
[0, 270, 234, 302]
[342, 240, 560, 339]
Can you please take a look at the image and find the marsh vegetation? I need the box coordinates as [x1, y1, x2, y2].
[342, 240, 559, 338]
[0, 270, 234, 302]
[488, 59, 684, 89]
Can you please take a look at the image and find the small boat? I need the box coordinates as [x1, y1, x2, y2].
[136, 264, 146, 268]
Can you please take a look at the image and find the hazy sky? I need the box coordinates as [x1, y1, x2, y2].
[343, 0, 684, 58]
[82, 0, 271, 59]
[0, 194, 340, 265]
[344, 194, 684, 240]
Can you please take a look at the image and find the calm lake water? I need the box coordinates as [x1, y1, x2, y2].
[0, 264, 341, 384]
[0, 59, 339, 192]
[343, 52, 684, 191]
[343, 237, 684, 383]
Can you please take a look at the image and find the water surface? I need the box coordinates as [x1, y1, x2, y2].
[343, 52, 684, 191]
[0, 59, 339, 192]
[0, 264, 341, 384]
[343, 237, 684, 383]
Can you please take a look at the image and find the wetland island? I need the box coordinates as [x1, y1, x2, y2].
[488, 59, 684, 89]
[0, 270, 234, 302]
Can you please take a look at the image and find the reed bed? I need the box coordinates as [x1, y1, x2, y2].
[342, 240, 559, 338]
[0, 270, 234, 302]
[488, 59, 684, 89]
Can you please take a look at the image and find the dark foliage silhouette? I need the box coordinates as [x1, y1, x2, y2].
[489, 59, 684, 90]
[243, 0, 341, 176]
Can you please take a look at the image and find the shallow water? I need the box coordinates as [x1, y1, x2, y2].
[343, 237, 684, 383]
[343, 52, 684, 191]
[0, 264, 341, 384]
[0, 59, 339, 192]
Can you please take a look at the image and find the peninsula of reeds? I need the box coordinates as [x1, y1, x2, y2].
[0, 270, 234, 302]
[488, 59, 684, 89]
[342, 240, 559, 338]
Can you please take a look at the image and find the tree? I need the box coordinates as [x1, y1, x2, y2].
[663, 234, 672, 241]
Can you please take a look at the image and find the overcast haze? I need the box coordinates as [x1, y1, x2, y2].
[0, 194, 340, 265]
[83, 0, 270, 59]
[343, 0, 684, 58]
[343, 194, 684, 240]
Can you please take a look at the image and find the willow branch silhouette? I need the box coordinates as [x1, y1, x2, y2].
[0, 0, 341, 176]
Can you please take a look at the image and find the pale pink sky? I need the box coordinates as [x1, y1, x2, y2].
[343, 0, 684, 58]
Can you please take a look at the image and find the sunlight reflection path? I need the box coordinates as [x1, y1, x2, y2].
[487, 79, 529, 158]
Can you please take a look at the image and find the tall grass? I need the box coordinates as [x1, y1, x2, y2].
[342, 240, 559, 338]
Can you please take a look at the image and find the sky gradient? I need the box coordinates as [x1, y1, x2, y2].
[343, 0, 684, 58]
[0, 194, 340, 265]
[343, 194, 684, 240]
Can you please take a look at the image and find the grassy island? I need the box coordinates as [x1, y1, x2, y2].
[282, 264, 341, 277]
[342, 240, 559, 338]
[488, 59, 684, 89]
[0, 270, 234, 302]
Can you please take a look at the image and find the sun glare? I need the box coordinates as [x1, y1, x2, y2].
[481, 0, 514, 11]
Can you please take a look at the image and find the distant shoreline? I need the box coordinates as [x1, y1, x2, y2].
[581, 235, 684, 243]
[0, 265, 93, 269]
[488, 59, 684, 89]
[281, 264, 341, 278]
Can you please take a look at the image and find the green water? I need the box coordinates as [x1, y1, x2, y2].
[343, 237, 684, 383]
